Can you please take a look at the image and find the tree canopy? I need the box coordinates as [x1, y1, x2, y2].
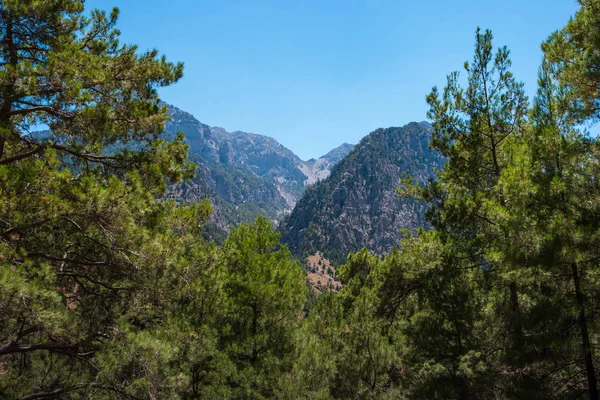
[2, 0, 600, 399]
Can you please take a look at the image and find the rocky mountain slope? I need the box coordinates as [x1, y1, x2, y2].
[163, 105, 353, 235]
[279, 122, 444, 264]
[299, 143, 354, 185]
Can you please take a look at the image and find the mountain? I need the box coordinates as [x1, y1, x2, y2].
[279, 122, 444, 264]
[299, 143, 355, 185]
[163, 105, 354, 235]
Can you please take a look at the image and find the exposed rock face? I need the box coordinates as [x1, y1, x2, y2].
[37, 104, 356, 242]
[300, 143, 355, 185]
[162, 105, 354, 238]
[279, 122, 444, 264]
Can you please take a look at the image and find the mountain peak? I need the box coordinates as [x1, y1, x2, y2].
[279, 122, 444, 264]
[163, 104, 356, 233]
[163, 104, 440, 251]
[321, 143, 355, 163]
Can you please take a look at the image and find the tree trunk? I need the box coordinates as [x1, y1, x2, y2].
[571, 261, 599, 400]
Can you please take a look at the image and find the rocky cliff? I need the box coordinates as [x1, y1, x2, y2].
[163, 105, 354, 237]
[279, 122, 444, 264]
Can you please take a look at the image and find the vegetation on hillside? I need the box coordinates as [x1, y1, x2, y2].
[280, 122, 444, 265]
[2, 1, 600, 399]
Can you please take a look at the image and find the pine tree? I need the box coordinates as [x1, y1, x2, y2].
[0, 1, 195, 397]
[520, 55, 600, 400]
[422, 27, 536, 396]
[221, 216, 306, 398]
[542, 0, 600, 122]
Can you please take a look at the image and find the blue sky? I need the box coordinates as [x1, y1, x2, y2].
[87, 0, 578, 160]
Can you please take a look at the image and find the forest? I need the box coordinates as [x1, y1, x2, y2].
[2, 0, 600, 398]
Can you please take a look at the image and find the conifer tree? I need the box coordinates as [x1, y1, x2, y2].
[543, 0, 600, 122]
[422, 27, 535, 395]
[221, 216, 306, 398]
[0, 1, 196, 397]
[522, 55, 600, 400]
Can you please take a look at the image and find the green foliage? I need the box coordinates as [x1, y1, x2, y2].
[0, 1, 197, 397]
[2, 1, 600, 399]
[219, 217, 306, 397]
[542, 0, 600, 122]
[286, 17, 600, 400]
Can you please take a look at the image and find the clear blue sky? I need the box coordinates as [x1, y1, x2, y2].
[87, 0, 578, 160]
